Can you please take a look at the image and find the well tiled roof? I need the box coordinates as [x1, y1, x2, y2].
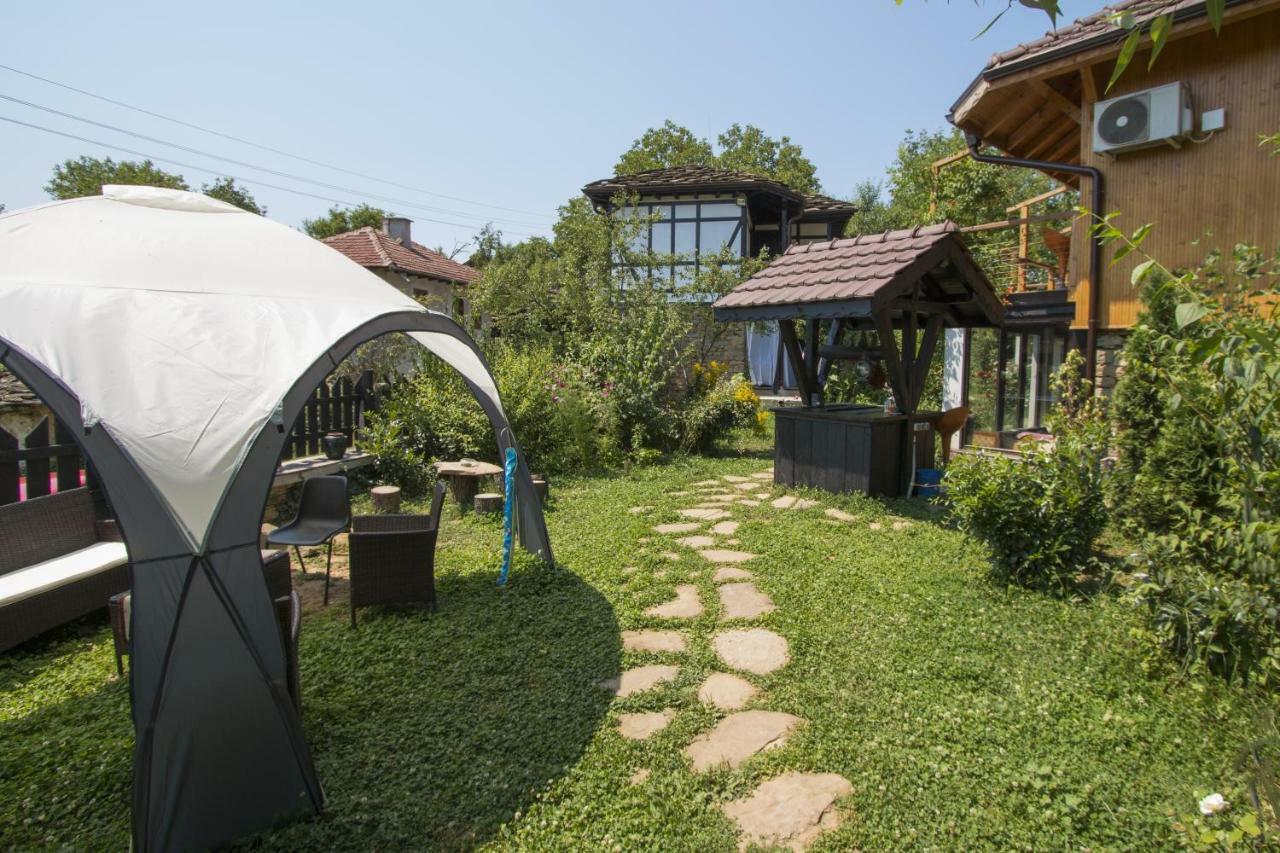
[715, 223, 963, 310]
[583, 165, 803, 203]
[0, 370, 41, 411]
[985, 0, 1202, 72]
[322, 227, 478, 284]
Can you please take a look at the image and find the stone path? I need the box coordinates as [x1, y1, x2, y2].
[599, 664, 679, 698]
[698, 672, 758, 710]
[722, 772, 853, 852]
[645, 585, 703, 619]
[683, 710, 801, 772]
[713, 628, 790, 675]
[610, 467, 851, 850]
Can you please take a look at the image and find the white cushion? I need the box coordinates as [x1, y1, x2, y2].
[0, 542, 129, 606]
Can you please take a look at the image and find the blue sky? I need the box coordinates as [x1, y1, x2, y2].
[0, 0, 1096, 252]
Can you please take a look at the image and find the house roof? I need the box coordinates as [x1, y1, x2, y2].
[0, 369, 42, 411]
[712, 222, 1003, 326]
[322, 227, 478, 284]
[801, 192, 859, 218]
[582, 165, 805, 205]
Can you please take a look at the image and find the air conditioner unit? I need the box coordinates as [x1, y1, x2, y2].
[1092, 82, 1192, 154]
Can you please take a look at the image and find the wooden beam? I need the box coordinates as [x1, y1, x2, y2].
[816, 318, 845, 386]
[1024, 120, 1081, 161]
[1029, 78, 1082, 124]
[1005, 185, 1068, 214]
[1080, 63, 1099, 105]
[804, 319, 822, 402]
[889, 299, 955, 315]
[902, 299, 918, 408]
[909, 315, 946, 412]
[931, 150, 971, 172]
[872, 309, 910, 417]
[779, 320, 816, 405]
[817, 345, 884, 362]
[959, 211, 1073, 234]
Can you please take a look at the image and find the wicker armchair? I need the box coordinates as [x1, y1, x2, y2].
[0, 488, 129, 652]
[347, 482, 447, 627]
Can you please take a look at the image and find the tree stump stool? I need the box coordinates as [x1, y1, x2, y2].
[370, 485, 402, 513]
[259, 523, 277, 550]
[474, 492, 504, 514]
[531, 477, 549, 500]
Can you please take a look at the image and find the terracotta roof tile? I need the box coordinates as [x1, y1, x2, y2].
[322, 227, 478, 284]
[985, 0, 1203, 72]
[714, 223, 966, 311]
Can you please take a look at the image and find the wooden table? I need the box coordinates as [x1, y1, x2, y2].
[433, 459, 504, 507]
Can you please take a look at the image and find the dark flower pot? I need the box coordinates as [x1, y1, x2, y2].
[322, 432, 348, 461]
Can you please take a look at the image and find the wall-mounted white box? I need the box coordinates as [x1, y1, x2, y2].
[1202, 108, 1226, 132]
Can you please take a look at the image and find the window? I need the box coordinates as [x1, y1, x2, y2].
[966, 325, 1069, 437]
[613, 201, 744, 294]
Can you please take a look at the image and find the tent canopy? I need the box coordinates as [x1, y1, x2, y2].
[0, 186, 551, 851]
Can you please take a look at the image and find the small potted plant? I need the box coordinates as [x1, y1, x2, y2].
[322, 430, 348, 460]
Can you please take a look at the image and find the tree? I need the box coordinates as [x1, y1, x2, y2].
[301, 204, 389, 239]
[615, 120, 715, 175]
[201, 177, 264, 215]
[716, 123, 820, 194]
[615, 121, 822, 194]
[45, 156, 188, 199]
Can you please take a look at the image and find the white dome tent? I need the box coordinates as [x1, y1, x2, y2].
[0, 186, 552, 851]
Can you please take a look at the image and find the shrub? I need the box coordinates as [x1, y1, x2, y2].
[678, 365, 762, 453]
[946, 352, 1108, 591]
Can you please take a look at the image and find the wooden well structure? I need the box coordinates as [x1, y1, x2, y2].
[713, 222, 1004, 497]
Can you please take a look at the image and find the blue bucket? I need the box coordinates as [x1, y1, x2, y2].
[914, 468, 942, 498]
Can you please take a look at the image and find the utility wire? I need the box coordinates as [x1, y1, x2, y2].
[0, 92, 549, 230]
[0, 62, 553, 221]
[0, 114, 541, 237]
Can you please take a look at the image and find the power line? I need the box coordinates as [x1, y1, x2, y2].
[0, 63, 554, 220]
[0, 92, 550, 230]
[0, 114, 541, 237]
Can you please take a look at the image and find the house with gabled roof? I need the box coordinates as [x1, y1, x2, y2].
[941, 0, 1280, 447]
[323, 216, 479, 321]
[582, 165, 857, 384]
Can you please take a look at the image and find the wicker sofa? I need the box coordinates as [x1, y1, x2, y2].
[0, 488, 129, 652]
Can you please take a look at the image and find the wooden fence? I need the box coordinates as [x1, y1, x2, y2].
[0, 371, 381, 508]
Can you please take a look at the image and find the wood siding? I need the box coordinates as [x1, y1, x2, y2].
[1068, 10, 1280, 329]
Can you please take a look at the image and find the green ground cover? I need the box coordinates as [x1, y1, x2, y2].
[1, 437, 1270, 850]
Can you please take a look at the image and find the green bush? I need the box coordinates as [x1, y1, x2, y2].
[678, 364, 762, 453]
[946, 352, 1108, 591]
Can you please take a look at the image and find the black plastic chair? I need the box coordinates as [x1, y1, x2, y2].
[267, 475, 350, 605]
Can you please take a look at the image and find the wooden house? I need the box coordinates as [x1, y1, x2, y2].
[582, 166, 856, 383]
[944, 0, 1280, 446]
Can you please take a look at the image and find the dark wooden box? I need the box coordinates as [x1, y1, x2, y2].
[773, 405, 935, 497]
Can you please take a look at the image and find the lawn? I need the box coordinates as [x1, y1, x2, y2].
[1, 436, 1271, 850]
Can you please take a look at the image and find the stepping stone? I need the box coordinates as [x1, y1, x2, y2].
[723, 772, 852, 852]
[892, 519, 912, 530]
[700, 549, 757, 564]
[701, 494, 739, 503]
[622, 629, 687, 653]
[752, 471, 774, 480]
[654, 522, 701, 535]
[662, 551, 681, 561]
[698, 672, 758, 710]
[714, 628, 790, 675]
[725, 538, 741, 545]
[618, 709, 676, 740]
[692, 480, 721, 487]
[753, 491, 772, 498]
[629, 768, 651, 786]
[677, 535, 717, 549]
[723, 475, 752, 483]
[793, 498, 819, 509]
[733, 481, 760, 491]
[825, 508, 856, 522]
[711, 521, 740, 536]
[653, 569, 668, 579]
[869, 521, 883, 531]
[679, 508, 731, 521]
[683, 710, 802, 772]
[714, 566, 754, 583]
[772, 495, 798, 509]
[629, 506, 653, 514]
[599, 664, 679, 697]
[738, 499, 761, 507]
[622, 565, 639, 576]
[645, 585, 704, 619]
[718, 582, 776, 620]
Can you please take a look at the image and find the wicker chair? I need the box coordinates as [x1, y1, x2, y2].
[0, 488, 129, 652]
[347, 482, 447, 627]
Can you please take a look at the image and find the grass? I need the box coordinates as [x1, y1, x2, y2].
[1, 434, 1274, 850]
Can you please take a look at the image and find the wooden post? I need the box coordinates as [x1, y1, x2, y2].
[1017, 204, 1029, 292]
[779, 320, 815, 405]
[370, 485, 402, 513]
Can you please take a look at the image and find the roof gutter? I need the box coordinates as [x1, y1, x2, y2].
[962, 132, 1104, 384]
